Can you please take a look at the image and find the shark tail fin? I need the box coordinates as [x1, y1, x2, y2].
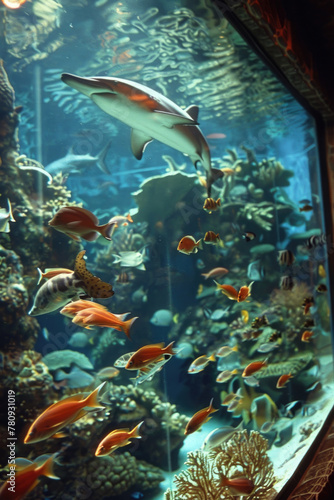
[97, 140, 112, 174]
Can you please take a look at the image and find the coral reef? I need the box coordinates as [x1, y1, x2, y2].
[42, 349, 94, 370]
[165, 430, 276, 499]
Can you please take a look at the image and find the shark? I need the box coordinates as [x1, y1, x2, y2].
[61, 73, 224, 196]
[45, 140, 112, 176]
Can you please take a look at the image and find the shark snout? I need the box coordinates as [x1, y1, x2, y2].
[61, 73, 113, 97]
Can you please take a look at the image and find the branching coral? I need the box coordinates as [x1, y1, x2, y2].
[165, 430, 276, 499]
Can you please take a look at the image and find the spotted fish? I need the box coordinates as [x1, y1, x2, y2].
[29, 251, 113, 316]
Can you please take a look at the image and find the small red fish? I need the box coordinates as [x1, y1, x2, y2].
[215, 281, 253, 302]
[177, 235, 202, 255]
[0, 454, 59, 500]
[125, 342, 176, 370]
[301, 330, 314, 342]
[95, 421, 143, 456]
[203, 197, 221, 213]
[204, 231, 220, 245]
[276, 373, 293, 389]
[184, 398, 218, 435]
[242, 359, 267, 377]
[24, 383, 105, 443]
[220, 475, 254, 495]
[72, 308, 137, 339]
[49, 206, 117, 241]
[60, 299, 108, 318]
[201, 267, 229, 280]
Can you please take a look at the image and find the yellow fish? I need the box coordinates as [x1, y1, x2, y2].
[241, 310, 249, 323]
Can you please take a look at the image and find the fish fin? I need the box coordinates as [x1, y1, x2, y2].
[154, 110, 198, 127]
[98, 221, 117, 241]
[165, 341, 176, 356]
[136, 263, 146, 271]
[81, 231, 100, 241]
[7, 199, 15, 222]
[121, 316, 138, 339]
[52, 431, 68, 439]
[37, 267, 43, 285]
[206, 169, 225, 197]
[131, 420, 144, 438]
[197, 239, 203, 250]
[208, 353, 216, 362]
[185, 105, 199, 122]
[67, 233, 81, 241]
[14, 458, 34, 470]
[38, 454, 60, 480]
[97, 140, 112, 173]
[126, 213, 133, 223]
[83, 381, 106, 408]
[74, 250, 114, 298]
[131, 129, 153, 160]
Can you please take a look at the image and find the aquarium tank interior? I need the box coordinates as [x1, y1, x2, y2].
[0, 0, 333, 499]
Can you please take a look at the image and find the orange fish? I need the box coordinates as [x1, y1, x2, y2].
[276, 373, 293, 389]
[242, 359, 267, 377]
[238, 283, 253, 302]
[72, 308, 137, 339]
[214, 281, 253, 302]
[177, 235, 202, 255]
[48, 206, 117, 241]
[201, 267, 229, 280]
[95, 421, 144, 456]
[60, 299, 108, 318]
[37, 267, 73, 285]
[203, 197, 221, 213]
[204, 231, 220, 245]
[220, 475, 254, 495]
[24, 382, 105, 444]
[0, 454, 59, 500]
[184, 398, 218, 435]
[301, 330, 314, 342]
[125, 342, 176, 370]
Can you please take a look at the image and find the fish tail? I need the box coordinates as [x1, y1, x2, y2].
[208, 353, 216, 362]
[232, 345, 238, 352]
[165, 341, 177, 356]
[7, 199, 15, 222]
[121, 316, 138, 339]
[38, 454, 60, 480]
[126, 213, 133, 223]
[83, 381, 106, 409]
[37, 267, 44, 285]
[98, 221, 117, 240]
[131, 420, 144, 439]
[201, 273, 209, 279]
[197, 239, 203, 250]
[74, 250, 114, 299]
[97, 140, 112, 174]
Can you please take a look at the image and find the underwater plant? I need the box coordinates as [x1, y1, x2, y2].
[165, 430, 276, 499]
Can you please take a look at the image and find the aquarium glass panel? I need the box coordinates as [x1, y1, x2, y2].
[1, 0, 333, 499]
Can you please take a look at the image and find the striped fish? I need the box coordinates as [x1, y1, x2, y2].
[29, 251, 113, 316]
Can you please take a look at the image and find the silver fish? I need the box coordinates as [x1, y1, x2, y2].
[29, 273, 86, 316]
[202, 421, 243, 451]
[112, 249, 146, 270]
[45, 141, 111, 175]
[257, 342, 279, 353]
[0, 199, 15, 233]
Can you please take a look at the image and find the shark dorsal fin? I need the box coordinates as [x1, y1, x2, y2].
[131, 129, 153, 160]
[185, 105, 199, 122]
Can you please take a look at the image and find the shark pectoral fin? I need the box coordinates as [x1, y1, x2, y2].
[153, 110, 198, 128]
[131, 129, 153, 160]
